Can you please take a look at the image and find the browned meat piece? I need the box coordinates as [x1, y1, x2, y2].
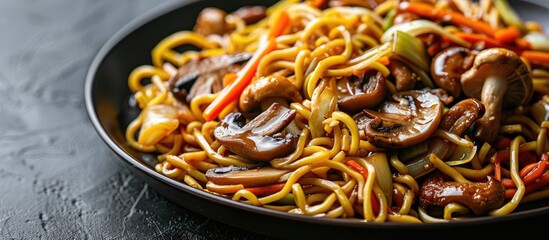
[419, 171, 505, 216]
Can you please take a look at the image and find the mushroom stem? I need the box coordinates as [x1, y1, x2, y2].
[475, 76, 508, 143]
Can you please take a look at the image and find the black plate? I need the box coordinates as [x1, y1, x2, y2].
[85, 1, 549, 239]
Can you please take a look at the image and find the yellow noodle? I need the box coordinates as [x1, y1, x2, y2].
[128, 65, 170, 93]
[453, 164, 493, 180]
[124, 0, 549, 223]
[165, 155, 207, 183]
[428, 154, 470, 183]
[443, 203, 470, 220]
[490, 136, 526, 216]
[331, 111, 359, 156]
[151, 31, 218, 67]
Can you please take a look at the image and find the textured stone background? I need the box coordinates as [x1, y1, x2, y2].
[0, 0, 269, 239]
[0, 0, 548, 239]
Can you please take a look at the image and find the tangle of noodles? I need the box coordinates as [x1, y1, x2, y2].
[125, 0, 549, 222]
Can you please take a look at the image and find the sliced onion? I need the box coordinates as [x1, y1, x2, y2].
[380, 19, 471, 48]
[445, 144, 478, 166]
[138, 104, 179, 146]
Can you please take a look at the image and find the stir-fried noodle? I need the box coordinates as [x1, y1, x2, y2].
[126, 0, 549, 222]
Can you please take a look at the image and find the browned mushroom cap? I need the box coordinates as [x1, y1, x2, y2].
[231, 6, 266, 25]
[336, 71, 387, 113]
[205, 166, 289, 188]
[353, 90, 443, 149]
[439, 98, 485, 136]
[194, 7, 229, 36]
[431, 47, 475, 98]
[214, 102, 297, 162]
[239, 75, 303, 113]
[168, 53, 252, 102]
[460, 48, 533, 143]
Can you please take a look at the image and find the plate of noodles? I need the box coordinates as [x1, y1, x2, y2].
[85, 0, 549, 238]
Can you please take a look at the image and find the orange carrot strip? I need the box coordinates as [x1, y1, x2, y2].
[399, 2, 496, 37]
[520, 162, 540, 178]
[377, 56, 390, 66]
[522, 160, 548, 185]
[346, 160, 368, 179]
[244, 183, 286, 197]
[268, 10, 291, 39]
[202, 11, 289, 121]
[307, 0, 327, 9]
[496, 137, 512, 150]
[521, 50, 549, 65]
[504, 188, 515, 199]
[371, 192, 380, 216]
[454, 32, 507, 49]
[505, 171, 549, 199]
[501, 178, 515, 188]
[346, 160, 380, 214]
[494, 26, 522, 43]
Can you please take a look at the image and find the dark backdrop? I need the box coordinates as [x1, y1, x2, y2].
[0, 0, 547, 239]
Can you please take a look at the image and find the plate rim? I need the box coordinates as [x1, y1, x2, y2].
[84, 0, 549, 232]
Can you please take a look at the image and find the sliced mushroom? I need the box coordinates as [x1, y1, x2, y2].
[460, 48, 533, 143]
[354, 90, 443, 149]
[239, 75, 303, 113]
[214, 102, 297, 162]
[231, 6, 266, 25]
[431, 47, 475, 98]
[205, 165, 290, 188]
[419, 171, 505, 216]
[336, 71, 387, 113]
[194, 7, 229, 36]
[168, 53, 252, 103]
[328, 0, 385, 9]
[403, 98, 484, 178]
[439, 98, 485, 136]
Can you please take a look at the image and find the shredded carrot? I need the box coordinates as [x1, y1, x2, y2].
[522, 160, 548, 185]
[516, 38, 531, 50]
[496, 137, 512, 150]
[346, 160, 368, 179]
[202, 11, 290, 121]
[521, 50, 549, 66]
[453, 32, 512, 50]
[501, 159, 546, 188]
[491, 149, 533, 165]
[399, 2, 496, 37]
[504, 171, 549, 199]
[370, 192, 380, 216]
[346, 160, 380, 215]
[377, 56, 390, 66]
[268, 10, 291, 39]
[244, 183, 287, 197]
[306, 0, 327, 9]
[494, 25, 522, 43]
[501, 178, 515, 188]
